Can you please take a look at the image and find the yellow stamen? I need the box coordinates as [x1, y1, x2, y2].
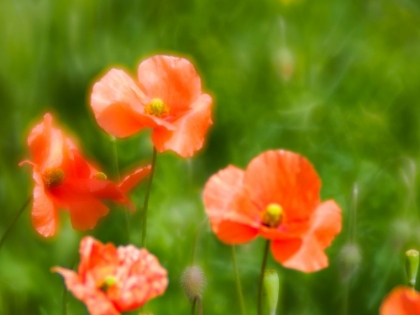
[261, 203, 284, 228]
[144, 98, 169, 118]
[42, 168, 65, 188]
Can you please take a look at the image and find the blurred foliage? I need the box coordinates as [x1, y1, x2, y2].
[1, 0, 420, 314]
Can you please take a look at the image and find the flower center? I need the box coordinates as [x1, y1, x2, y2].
[261, 203, 284, 228]
[42, 168, 65, 188]
[98, 276, 117, 293]
[144, 98, 169, 118]
[93, 172, 107, 180]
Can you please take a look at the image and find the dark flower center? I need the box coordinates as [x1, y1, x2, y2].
[42, 168, 65, 188]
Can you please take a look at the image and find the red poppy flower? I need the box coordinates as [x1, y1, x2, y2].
[380, 286, 420, 315]
[20, 113, 151, 237]
[53, 236, 168, 315]
[203, 150, 342, 272]
[90, 54, 212, 157]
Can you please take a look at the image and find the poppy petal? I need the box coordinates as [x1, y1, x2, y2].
[57, 179, 125, 202]
[152, 94, 212, 157]
[119, 165, 152, 193]
[137, 55, 202, 113]
[270, 238, 303, 263]
[203, 165, 259, 222]
[53, 267, 120, 315]
[279, 200, 341, 272]
[245, 150, 321, 221]
[380, 286, 420, 315]
[212, 220, 258, 244]
[65, 196, 109, 231]
[32, 182, 58, 237]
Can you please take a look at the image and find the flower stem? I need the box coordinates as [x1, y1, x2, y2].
[191, 297, 197, 315]
[0, 196, 32, 252]
[258, 240, 270, 315]
[141, 147, 158, 247]
[111, 137, 130, 241]
[191, 218, 208, 264]
[231, 246, 247, 315]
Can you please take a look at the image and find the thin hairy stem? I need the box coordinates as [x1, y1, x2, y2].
[231, 246, 247, 315]
[258, 240, 270, 315]
[191, 297, 197, 315]
[141, 147, 158, 247]
[0, 196, 32, 252]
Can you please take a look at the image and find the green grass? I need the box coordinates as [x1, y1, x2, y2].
[1, 0, 420, 314]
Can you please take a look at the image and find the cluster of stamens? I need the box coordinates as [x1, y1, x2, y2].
[144, 98, 170, 118]
[98, 276, 117, 293]
[261, 203, 284, 228]
[42, 168, 65, 188]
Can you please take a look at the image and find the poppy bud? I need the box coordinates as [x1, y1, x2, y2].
[338, 242, 362, 281]
[406, 249, 419, 288]
[93, 172, 107, 180]
[181, 265, 206, 301]
[263, 269, 280, 315]
[138, 312, 153, 315]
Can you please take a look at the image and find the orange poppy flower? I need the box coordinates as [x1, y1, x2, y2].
[20, 113, 151, 237]
[53, 236, 168, 315]
[203, 149, 342, 272]
[90, 54, 213, 157]
[380, 286, 420, 315]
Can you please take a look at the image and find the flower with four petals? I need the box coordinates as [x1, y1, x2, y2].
[90, 55, 213, 157]
[203, 149, 342, 272]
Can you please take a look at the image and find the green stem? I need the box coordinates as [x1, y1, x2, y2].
[191, 218, 208, 264]
[0, 196, 32, 252]
[258, 240, 270, 315]
[198, 296, 203, 315]
[231, 246, 247, 315]
[192, 297, 197, 315]
[111, 137, 131, 241]
[141, 147, 158, 247]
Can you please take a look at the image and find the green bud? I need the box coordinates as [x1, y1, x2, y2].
[181, 266, 206, 301]
[406, 249, 419, 288]
[263, 269, 279, 315]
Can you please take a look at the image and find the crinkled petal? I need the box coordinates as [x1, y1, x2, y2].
[137, 55, 202, 113]
[152, 94, 212, 157]
[119, 165, 151, 193]
[279, 200, 341, 272]
[112, 247, 168, 310]
[32, 179, 58, 237]
[56, 179, 126, 202]
[245, 150, 321, 221]
[380, 286, 420, 315]
[53, 267, 120, 315]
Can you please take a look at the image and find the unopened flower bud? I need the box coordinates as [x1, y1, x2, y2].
[263, 269, 280, 315]
[93, 172, 107, 180]
[138, 312, 153, 315]
[338, 243, 362, 281]
[406, 249, 419, 288]
[181, 265, 206, 301]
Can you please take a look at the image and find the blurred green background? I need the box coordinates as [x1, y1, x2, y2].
[1, 0, 420, 314]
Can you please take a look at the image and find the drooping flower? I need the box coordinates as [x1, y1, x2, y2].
[90, 54, 213, 157]
[380, 286, 420, 315]
[53, 236, 168, 315]
[20, 113, 151, 237]
[203, 149, 342, 272]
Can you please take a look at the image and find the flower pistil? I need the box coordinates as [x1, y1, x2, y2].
[261, 203, 284, 228]
[42, 167, 65, 188]
[144, 98, 169, 118]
